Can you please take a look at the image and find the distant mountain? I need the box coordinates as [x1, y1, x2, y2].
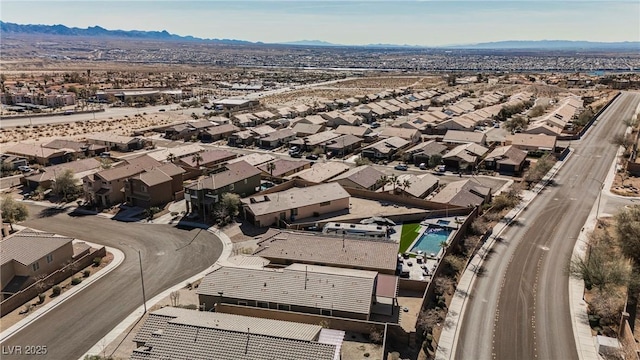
[445, 40, 640, 50]
[279, 40, 339, 46]
[0, 21, 255, 45]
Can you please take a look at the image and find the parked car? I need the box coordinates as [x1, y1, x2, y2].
[290, 152, 302, 158]
[18, 166, 33, 173]
[305, 154, 319, 160]
[370, 122, 381, 129]
[394, 164, 408, 171]
[436, 164, 446, 172]
[419, 163, 427, 170]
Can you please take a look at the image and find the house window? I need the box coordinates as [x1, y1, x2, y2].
[320, 201, 331, 207]
[321, 309, 332, 316]
[291, 208, 298, 216]
[32, 262, 40, 271]
[46, 254, 54, 263]
[141, 185, 147, 192]
[238, 300, 248, 306]
[257, 301, 269, 308]
[277, 304, 291, 311]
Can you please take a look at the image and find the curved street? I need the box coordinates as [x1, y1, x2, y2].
[455, 92, 640, 360]
[0, 204, 223, 359]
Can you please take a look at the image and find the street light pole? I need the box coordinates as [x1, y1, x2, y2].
[590, 178, 604, 219]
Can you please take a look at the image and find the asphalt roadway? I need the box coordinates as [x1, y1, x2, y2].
[455, 91, 640, 360]
[0, 204, 223, 359]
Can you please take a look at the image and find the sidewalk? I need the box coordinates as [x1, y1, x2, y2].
[436, 149, 573, 360]
[0, 231, 124, 343]
[79, 222, 233, 360]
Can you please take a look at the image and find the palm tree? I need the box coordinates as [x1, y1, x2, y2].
[191, 152, 203, 168]
[376, 175, 389, 189]
[389, 174, 400, 193]
[401, 179, 412, 193]
[166, 153, 176, 163]
[266, 162, 276, 177]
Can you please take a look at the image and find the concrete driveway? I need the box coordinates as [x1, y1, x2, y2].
[0, 203, 223, 360]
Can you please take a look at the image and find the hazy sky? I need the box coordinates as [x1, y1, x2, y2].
[1, 1, 638, 46]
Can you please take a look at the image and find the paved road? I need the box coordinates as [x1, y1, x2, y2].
[0, 204, 223, 360]
[455, 91, 640, 360]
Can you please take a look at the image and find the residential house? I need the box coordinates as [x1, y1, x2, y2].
[227, 129, 256, 147]
[405, 141, 448, 166]
[83, 155, 162, 207]
[442, 143, 489, 171]
[430, 179, 491, 207]
[201, 124, 240, 142]
[258, 159, 311, 180]
[297, 115, 328, 127]
[254, 228, 399, 274]
[124, 163, 185, 208]
[176, 149, 238, 180]
[184, 161, 262, 221]
[331, 165, 386, 191]
[288, 162, 351, 183]
[197, 263, 378, 320]
[379, 127, 421, 143]
[484, 145, 528, 174]
[253, 110, 278, 122]
[524, 123, 564, 137]
[257, 129, 297, 149]
[23, 158, 102, 190]
[228, 153, 275, 167]
[321, 111, 363, 127]
[361, 137, 411, 161]
[241, 182, 350, 227]
[131, 307, 340, 360]
[334, 125, 372, 138]
[86, 133, 143, 152]
[289, 131, 342, 151]
[148, 144, 204, 163]
[506, 133, 557, 154]
[379, 173, 439, 198]
[323, 134, 363, 157]
[434, 116, 476, 132]
[442, 130, 487, 147]
[0, 154, 27, 170]
[163, 120, 216, 141]
[212, 98, 259, 112]
[42, 139, 90, 159]
[5, 143, 69, 166]
[1, 230, 74, 297]
[291, 123, 324, 137]
[232, 113, 260, 127]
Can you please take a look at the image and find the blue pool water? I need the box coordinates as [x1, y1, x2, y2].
[411, 227, 453, 255]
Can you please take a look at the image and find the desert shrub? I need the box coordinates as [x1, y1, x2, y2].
[71, 277, 82, 285]
[38, 293, 46, 304]
[92, 257, 102, 267]
[52, 286, 62, 297]
[83, 270, 90, 278]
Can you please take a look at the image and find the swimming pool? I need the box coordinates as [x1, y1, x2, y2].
[410, 226, 453, 255]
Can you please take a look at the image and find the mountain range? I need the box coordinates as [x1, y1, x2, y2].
[2, 21, 638, 50]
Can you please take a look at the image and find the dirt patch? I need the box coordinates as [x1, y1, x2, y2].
[331, 77, 423, 89]
[611, 174, 640, 197]
[341, 331, 384, 360]
[262, 88, 366, 107]
[0, 251, 113, 330]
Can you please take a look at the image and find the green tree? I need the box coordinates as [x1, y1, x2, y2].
[1, 195, 29, 231]
[191, 152, 203, 168]
[221, 193, 241, 217]
[614, 205, 640, 265]
[570, 231, 632, 291]
[266, 162, 276, 177]
[166, 153, 176, 163]
[354, 156, 371, 166]
[429, 154, 442, 168]
[53, 169, 79, 202]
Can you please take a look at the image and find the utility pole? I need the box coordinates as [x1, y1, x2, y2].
[138, 250, 147, 313]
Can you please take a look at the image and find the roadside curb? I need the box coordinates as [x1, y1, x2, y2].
[436, 148, 572, 360]
[0, 241, 124, 343]
[79, 224, 233, 359]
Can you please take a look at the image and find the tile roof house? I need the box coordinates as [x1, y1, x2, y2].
[131, 307, 340, 360]
[85, 133, 143, 152]
[258, 159, 311, 179]
[361, 136, 411, 160]
[5, 143, 69, 166]
[176, 149, 238, 180]
[330, 165, 386, 191]
[379, 127, 421, 143]
[201, 124, 240, 142]
[334, 125, 372, 138]
[148, 144, 204, 163]
[124, 163, 185, 209]
[82, 155, 162, 207]
[184, 161, 262, 222]
[484, 145, 528, 174]
[292, 123, 325, 137]
[430, 179, 491, 207]
[257, 129, 297, 149]
[228, 153, 275, 167]
[22, 158, 102, 190]
[289, 131, 342, 150]
[197, 263, 377, 320]
[242, 183, 350, 227]
[442, 143, 489, 171]
[1, 230, 74, 296]
[378, 173, 439, 199]
[288, 162, 351, 183]
[323, 134, 364, 157]
[254, 229, 400, 274]
[505, 133, 557, 153]
[405, 140, 448, 166]
[442, 130, 487, 147]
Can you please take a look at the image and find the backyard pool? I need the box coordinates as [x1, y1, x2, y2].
[410, 226, 453, 255]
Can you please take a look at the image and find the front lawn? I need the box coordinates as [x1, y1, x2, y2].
[399, 223, 421, 253]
